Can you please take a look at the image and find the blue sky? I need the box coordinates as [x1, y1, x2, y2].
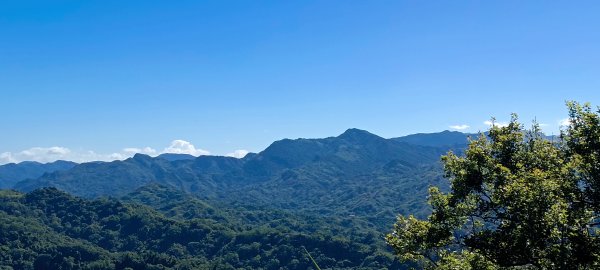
[1, 1, 599, 163]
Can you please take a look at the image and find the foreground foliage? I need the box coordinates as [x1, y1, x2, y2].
[387, 102, 600, 269]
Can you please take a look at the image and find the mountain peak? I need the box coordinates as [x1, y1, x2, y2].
[131, 153, 155, 164]
[132, 153, 152, 159]
[157, 153, 196, 162]
[338, 128, 382, 141]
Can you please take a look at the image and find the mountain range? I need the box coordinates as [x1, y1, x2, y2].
[1, 129, 473, 228]
[9, 129, 462, 193]
[0, 129, 480, 269]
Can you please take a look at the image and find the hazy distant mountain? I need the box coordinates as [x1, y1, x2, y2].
[14, 152, 250, 197]
[392, 130, 473, 148]
[0, 160, 77, 189]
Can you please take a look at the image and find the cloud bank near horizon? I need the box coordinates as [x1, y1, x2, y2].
[449, 124, 470, 130]
[0, 140, 249, 165]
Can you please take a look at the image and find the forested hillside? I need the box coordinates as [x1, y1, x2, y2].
[0, 187, 404, 269]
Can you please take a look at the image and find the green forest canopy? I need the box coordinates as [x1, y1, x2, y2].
[0, 185, 403, 269]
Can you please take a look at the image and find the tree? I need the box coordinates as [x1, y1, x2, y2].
[386, 102, 600, 269]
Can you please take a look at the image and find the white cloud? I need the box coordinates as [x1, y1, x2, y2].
[0, 147, 71, 164]
[0, 152, 16, 164]
[162, 140, 210, 156]
[449, 124, 470, 130]
[0, 140, 214, 165]
[226, 149, 249, 158]
[0, 146, 156, 165]
[484, 120, 509, 128]
[559, 118, 572, 127]
[0, 147, 137, 165]
[21, 147, 71, 158]
[123, 148, 140, 154]
[123, 147, 157, 155]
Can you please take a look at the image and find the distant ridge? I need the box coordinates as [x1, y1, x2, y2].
[392, 130, 472, 148]
[0, 160, 77, 189]
[3, 129, 475, 194]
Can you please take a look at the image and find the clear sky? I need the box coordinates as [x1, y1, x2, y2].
[1, 1, 599, 164]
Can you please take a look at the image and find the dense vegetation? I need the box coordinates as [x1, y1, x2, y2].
[387, 102, 600, 269]
[0, 185, 406, 269]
